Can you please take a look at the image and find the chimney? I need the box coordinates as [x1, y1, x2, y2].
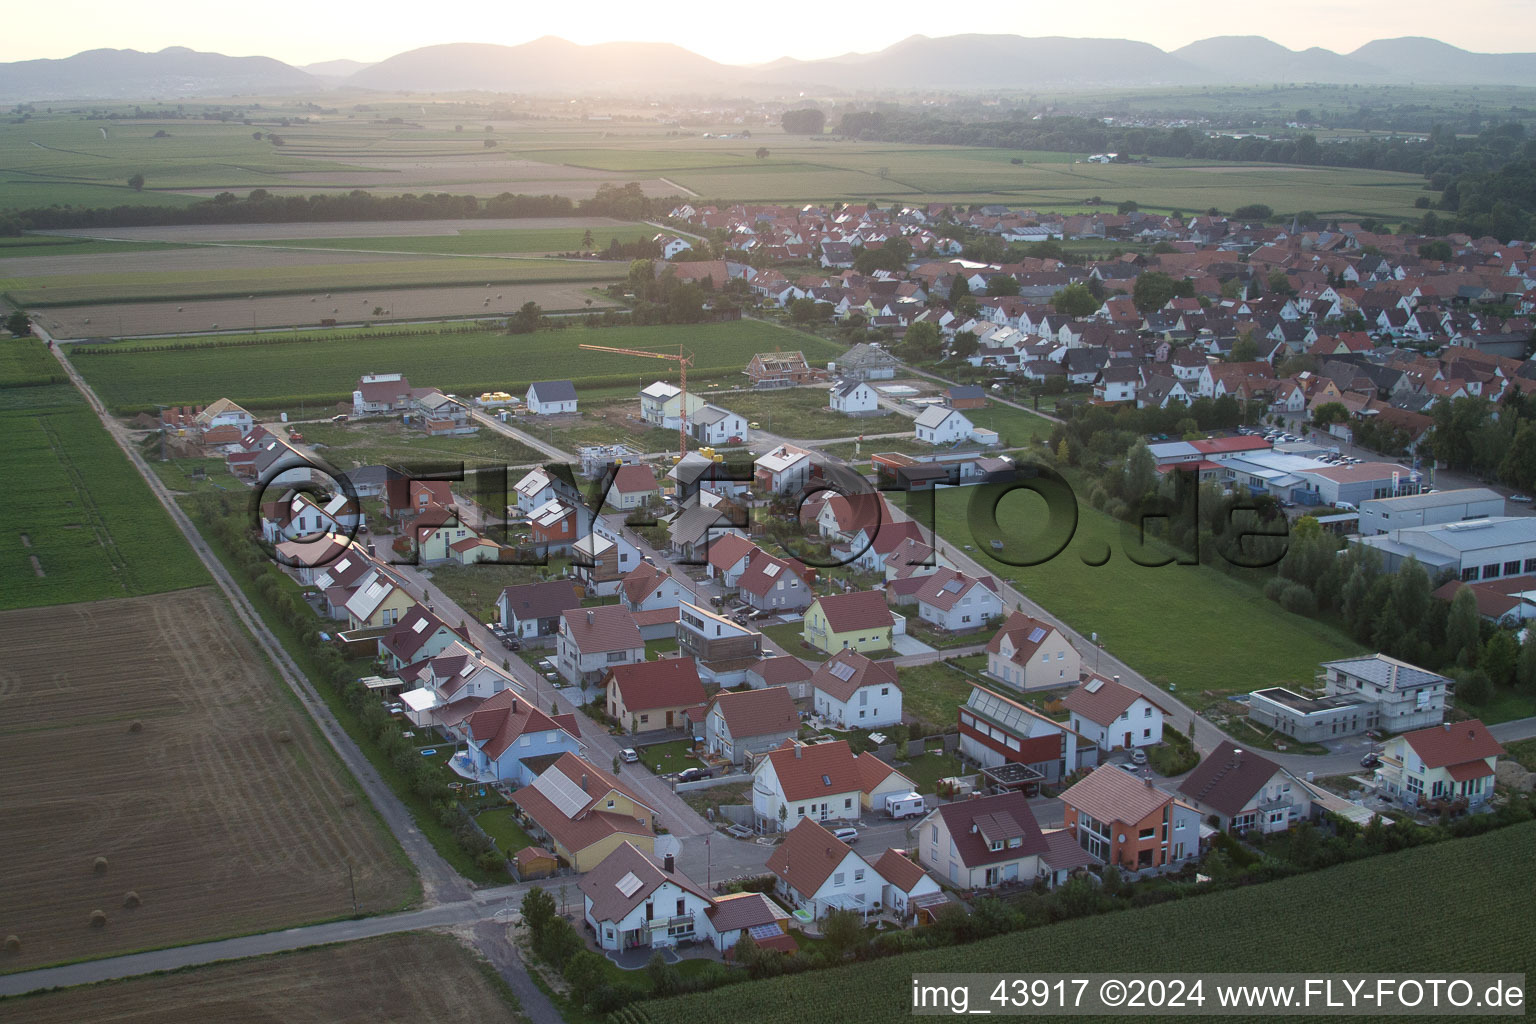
[1144, 773, 1153, 787]
[663, 853, 675, 873]
[586, 609, 594, 625]
[794, 743, 802, 759]
[1232, 748, 1243, 764]
[1113, 675, 1120, 684]
[510, 698, 517, 714]
[1443, 722, 1451, 731]
[580, 773, 588, 792]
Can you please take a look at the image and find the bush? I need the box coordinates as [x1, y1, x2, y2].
[1279, 582, 1317, 616]
[1453, 667, 1493, 707]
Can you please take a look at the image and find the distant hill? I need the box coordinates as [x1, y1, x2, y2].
[7, 34, 1536, 101]
[300, 59, 375, 79]
[1172, 36, 1390, 84]
[1348, 37, 1536, 85]
[0, 46, 316, 101]
[344, 37, 733, 93]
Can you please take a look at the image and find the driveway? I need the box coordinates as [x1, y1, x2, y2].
[889, 633, 937, 657]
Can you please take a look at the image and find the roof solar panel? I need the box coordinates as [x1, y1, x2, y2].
[1027, 627, 1047, 644]
[616, 871, 643, 897]
[748, 922, 781, 940]
[829, 661, 856, 681]
[1084, 678, 1104, 693]
[532, 767, 589, 818]
[942, 580, 963, 593]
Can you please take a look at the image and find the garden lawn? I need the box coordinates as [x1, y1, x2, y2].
[895, 750, 965, 794]
[298, 418, 544, 469]
[712, 386, 903, 440]
[760, 621, 830, 662]
[639, 739, 701, 775]
[918, 486, 1363, 706]
[893, 660, 979, 728]
[960, 402, 1056, 447]
[476, 808, 538, 854]
[70, 320, 845, 414]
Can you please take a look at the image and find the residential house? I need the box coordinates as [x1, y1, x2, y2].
[811, 650, 903, 729]
[621, 561, 686, 613]
[607, 464, 660, 510]
[513, 468, 559, 515]
[511, 753, 658, 871]
[1176, 741, 1309, 834]
[746, 351, 823, 388]
[747, 655, 815, 701]
[1060, 765, 1202, 871]
[916, 790, 1051, 889]
[704, 686, 801, 765]
[946, 385, 988, 410]
[667, 501, 746, 563]
[259, 492, 363, 544]
[639, 381, 706, 429]
[344, 566, 417, 629]
[802, 591, 895, 655]
[854, 752, 917, 813]
[765, 818, 883, 919]
[985, 611, 1081, 691]
[690, 404, 748, 446]
[1375, 719, 1504, 813]
[557, 605, 645, 687]
[872, 848, 943, 924]
[1319, 654, 1450, 733]
[958, 684, 1095, 785]
[605, 657, 706, 734]
[456, 690, 582, 785]
[830, 379, 881, 416]
[737, 551, 814, 613]
[754, 444, 816, 494]
[913, 568, 1002, 633]
[751, 739, 863, 831]
[570, 521, 640, 597]
[378, 606, 462, 671]
[580, 842, 712, 952]
[1060, 674, 1169, 751]
[913, 406, 973, 445]
[353, 373, 414, 417]
[399, 641, 521, 732]
[525, 380, 578, 415]
[705, 533, 760, 588]
[704, 892, 793, 957]
[193, 398, 254, 440]
[835, 343, 900, 380]
[496, 580, 583, 644]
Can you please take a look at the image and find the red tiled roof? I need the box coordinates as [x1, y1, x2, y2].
[810, 649, 899, 703]
[463, 689, 572, 761]
[811, 590, 894, 633]
[578, 841, 708, 924]
[750, 656, 814, 686]
[933, 791, 1047, 868]
[1176, 741, 1282, 818]
[765, 818, 859, 896]
[607, 657, 706, 712]
[1401, 719, 1504, 769]
[986, 610, 1060, 664]
[872, 848, 929, 894]
[621, 562, 674, 605]
[498, 580, 583, 623]
[562, 605, 642, 654]
[763, 739, 861, 800]
[611, 463, 659, 495]
[707, 533, 759, 572]
[706, 891, 789, 934]
[1059, 674, 1165, 727]
[854, 752, 912, 794]
[631, 606, 681, 628]
[1060, 764, 1172, 826]
[709, 686, 799, 739]
[914, 567, 998, 612]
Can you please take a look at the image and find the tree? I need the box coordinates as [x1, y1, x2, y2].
[780, 109, 825, 135]
[755, 147, 770, 159]
[581, 228, 594, 249]
[508, 301, 542, 335]
[949, 330, 979, 361]
[1311, 401, 1349, 428]
[1454, 666, 1492, 707]
[985, 275, 1020, 296]
[564, 950, 606, 992]
[1131, 271, 1178, 313]
[1234, 203, 1273, 221]
[897, 320, 942, 362]
[1482, 631, 1519, 687]
[1229, 335, 1259, 364]
[820, 908, 863, 959]
[732, 930, 760, 967]
[1418, 240, 1453, 261]
[521, 887, 556, 939]
[127, 173, 145, 191]
[4, 310, 29, 337]
[645, 951, 680, 996]
[1445, 587, 1481, 666]
[1266, 269, 1296, 296]
[948, 275, 971, 305]
[1121, 441, 1157, 501]
[1050, 282, 1099, 318]
[1517, 628, 1536, 693]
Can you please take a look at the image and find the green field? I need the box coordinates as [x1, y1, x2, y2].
[296, 418, 544, 469]
[3, 256, 625, 306]
[917, 485, 1361, 700]
[70, 320, 845, 412]
[893, 660, 981, 728]
[629, 820, 1536, 1024]
[0, 342, 208, 609]
[242, 224, 656, 256]
[961, 402, 1056, 447]
[0, 235, 190, 256]
[710, 386, 905, 440]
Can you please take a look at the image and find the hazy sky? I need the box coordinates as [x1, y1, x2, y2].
[16, 0, 1536, 67]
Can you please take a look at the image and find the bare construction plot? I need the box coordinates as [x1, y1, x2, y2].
[0, 589, 416, 974]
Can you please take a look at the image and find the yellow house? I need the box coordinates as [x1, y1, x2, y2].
[410, 503, 478, 564]
[802, 590, 894, 655]
[1377, 719, 1504, 814]
[511, 753, 658, 872]
[344, 567, 417, 629]
[606, 658, 707, 734]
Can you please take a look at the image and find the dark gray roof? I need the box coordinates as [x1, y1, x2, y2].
[529, 380, 578, 403]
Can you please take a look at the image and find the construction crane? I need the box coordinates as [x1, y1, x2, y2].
[577, 343, 694, 460]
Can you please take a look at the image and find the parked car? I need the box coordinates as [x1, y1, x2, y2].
[1511, 494, 1533, 504]
[831, 826, 860, 844]
[620, 748, 640, 763]
[331, 414, 349, 423]
[677, 766, 713, 783]
[1360, 752, 1382, 769]
[501, 636, 521, 651]
[1129, 748, 1148, 765]
[1115, 762, 1143, 776]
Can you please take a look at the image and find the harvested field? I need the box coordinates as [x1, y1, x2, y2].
[170, 178, 678, 201]
[0, 246, 410, 280]
[0, 590, 417, 973]
[1, 932, 519, 1023]
[35, 283, 619, 339]
[38, 215, 648, 243]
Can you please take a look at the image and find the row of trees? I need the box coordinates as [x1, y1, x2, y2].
[0, 181, 674, 235]
[1427, 392, 1536, 493]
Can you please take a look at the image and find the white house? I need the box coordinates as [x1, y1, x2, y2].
[194, 398, 254, 437]
[580, 842, 714, 952]
[513, 467, 558, 515]
[1060, 674, 1168, 751]
[914, 406, 972, 445]
[1176, 741, 1310, 834]
[985, 611, 1081, 691]
[653, 234, 694, 260]
[525, 380, 578, 415]
[639, 381, 704, 429]
[810, 650, 903, 729]
[872, 848, 943, 924]
[917, 790, 1052, 889]
[829, 379, 880, 416]
[455, 690, 581, 785]
[751, 739, 862, 831]
[754, 445, 815, 494]
[913, 568, 1002, 632]
[260, 492, 363, 543]
[704, 686, 801, 765]
[766, 818, 884, 919]
[556, 605, 645, 687]
[690, 404, 747, 446]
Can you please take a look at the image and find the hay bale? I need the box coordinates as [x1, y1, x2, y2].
[128, 720, 143, 733]
[3, 935, 19, 953]
[341, 792, 357, 807]
[123, 891, 141, 909]
[276, 729, 293, 744]
[93, 856, 109, 874]
[89, 910, 107, 928]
